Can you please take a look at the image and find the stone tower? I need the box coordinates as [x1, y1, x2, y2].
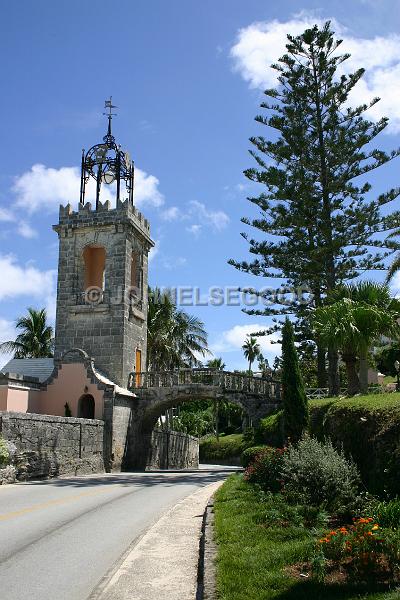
[53, 101, 154, 387]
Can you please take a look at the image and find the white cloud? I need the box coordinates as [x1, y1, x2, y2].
[0, 208, 15, 222]
[149, 240, 159, 263]
[0, 318, 16, 370]
[17, 222, 38, 239]
[186, 224, 202, 237]
[230, 16, 400, 132]
[159, 201, 229, 233]
[12, 163, 164, 213]
[389, 271, 400, 298]
[134, 168, 164, 208]
[0, 254, 55, 301]
[162, 256, 187, 270]
[211, 323, 280, 356]
[161, 206, 181, 221]
[189, 201, 230, 231]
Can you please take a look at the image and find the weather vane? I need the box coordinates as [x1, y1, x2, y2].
[103, 97, 117, 141]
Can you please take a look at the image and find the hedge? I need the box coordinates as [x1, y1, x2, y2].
[199, 433, 253, 463]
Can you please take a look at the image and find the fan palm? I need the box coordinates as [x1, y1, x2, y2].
[0, 308, 53, 358]
[314, 284, 400, 394]
[242, 336, 261, 374]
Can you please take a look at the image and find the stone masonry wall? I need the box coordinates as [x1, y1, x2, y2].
[146, 430, 199, 470]
[0, 412, 104, 479]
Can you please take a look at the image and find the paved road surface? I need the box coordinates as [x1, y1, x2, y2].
[0, 466, 235, 600]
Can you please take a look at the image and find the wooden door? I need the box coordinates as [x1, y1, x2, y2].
[135, 349, 142, 387]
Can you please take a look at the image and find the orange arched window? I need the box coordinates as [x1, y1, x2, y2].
[83, 246, 106, 291]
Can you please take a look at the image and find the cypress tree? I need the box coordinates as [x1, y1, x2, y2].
[281, 318, 308, 443]
[230, 21, 400, 394]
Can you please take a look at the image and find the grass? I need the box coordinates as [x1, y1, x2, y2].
[214, 475, 400, 600]
[309, 393, 400, 413]
[199, 433, 251, 462]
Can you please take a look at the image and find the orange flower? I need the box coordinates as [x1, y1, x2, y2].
[372, 524, 379, 531]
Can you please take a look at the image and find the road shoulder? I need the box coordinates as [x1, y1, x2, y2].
[91, 480, 223, 600]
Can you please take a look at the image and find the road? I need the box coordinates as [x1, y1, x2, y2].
[0, 466, 234, 600]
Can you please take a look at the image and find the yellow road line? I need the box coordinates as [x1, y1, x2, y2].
[0, 487, 111, 522]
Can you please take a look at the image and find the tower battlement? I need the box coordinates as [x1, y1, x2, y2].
[55, 200, 152, 240]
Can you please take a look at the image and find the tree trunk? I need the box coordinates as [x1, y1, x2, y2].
[215, 399, 220, 441]
[359, 353, 369, 394]
[328, 347, 340, 396]
[342, 353, 360, 395]
[317, 344, 327, 387]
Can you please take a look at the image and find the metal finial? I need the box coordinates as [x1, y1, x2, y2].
[103, 96, 117, 137]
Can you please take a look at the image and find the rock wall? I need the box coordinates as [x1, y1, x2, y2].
[0, 412, 104, 479]
[146, 430, 199, 470]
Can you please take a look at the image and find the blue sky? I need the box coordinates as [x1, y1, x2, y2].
[1, 0, 400, 370]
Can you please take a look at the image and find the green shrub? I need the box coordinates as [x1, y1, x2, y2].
[244, 446, 286, 492]
[370, 498, 400, 529]
[281, 436, 361, 515]
[199, 434, 250, 462]
[0, 438, 10, 468]
[257, 411, 284, 447]
[241, 445, 267, 468]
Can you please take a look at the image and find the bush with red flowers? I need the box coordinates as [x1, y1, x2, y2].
[243, 446, 286, 492]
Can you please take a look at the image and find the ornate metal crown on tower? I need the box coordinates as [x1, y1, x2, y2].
[79, 98, 134, 209]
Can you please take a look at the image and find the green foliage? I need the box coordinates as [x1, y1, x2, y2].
[244, 446, 286, 492]
[0, 438, 9, 468]
[281, 319, 309, 442]
[315, 518, 400, 585]
[242, 336, 261, 373]
[368, 498, 400, 530]
[281, 437, 361, 515]
[375, 342, 400, 376]
[171, 409, 214, 437]
[314, 282, 400, 394]
[258, 411, 284, 447]
[0, 307, 53, 358]
[199, 434, 250, 462]
[64, 402, 72, 418]
[214, 475, 400, 600]
[241, 445, 268, 468]
[147, 287, 209, 370]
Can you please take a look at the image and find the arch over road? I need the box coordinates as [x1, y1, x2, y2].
[130, 368, 281, 432]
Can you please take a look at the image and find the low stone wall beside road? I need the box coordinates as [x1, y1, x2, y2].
[0, 411, 104, 479]
[147, 430, 199, 470]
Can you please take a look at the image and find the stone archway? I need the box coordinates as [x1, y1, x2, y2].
[78, 394, 95, 419]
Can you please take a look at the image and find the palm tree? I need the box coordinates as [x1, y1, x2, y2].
[147, 287, 209, 371]
[331, 282, 400, 391]
[206, 357, 226, 370]
[314, 283, 400, 394]
[242, 336, 261, 374]
[0, 308, 53, 358]
[206, 357, 226, 440]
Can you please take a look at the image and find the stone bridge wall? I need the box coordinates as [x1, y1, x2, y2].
[0, 411, 105, 479]
[147, 430, 199, 470]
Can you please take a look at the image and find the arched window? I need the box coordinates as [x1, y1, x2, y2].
[83, 246, 106, 292]
[78, 394, 95, 419]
